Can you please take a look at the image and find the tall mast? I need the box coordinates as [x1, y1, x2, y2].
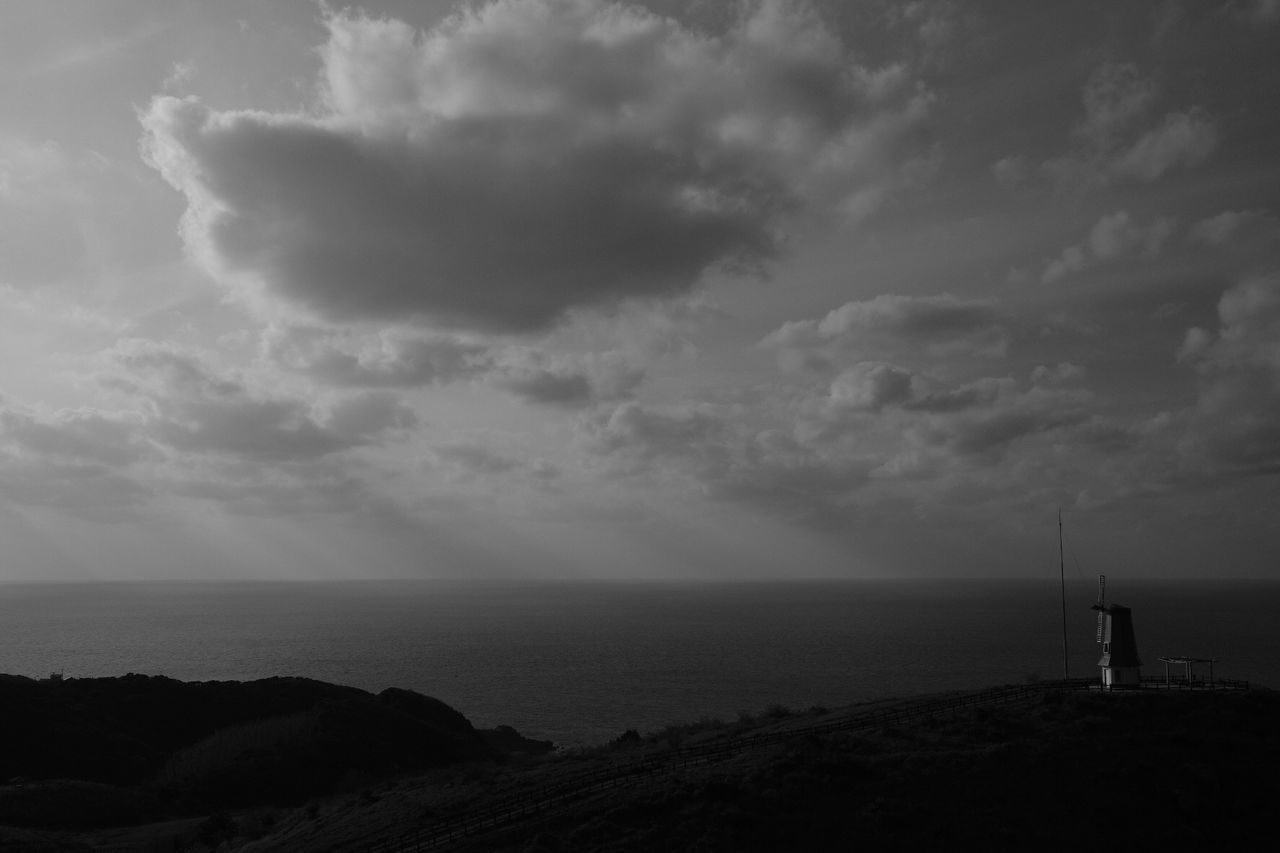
[1059, 508, 1069, 680]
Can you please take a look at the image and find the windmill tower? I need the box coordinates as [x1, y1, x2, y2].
[1092, 574, 1142, 688]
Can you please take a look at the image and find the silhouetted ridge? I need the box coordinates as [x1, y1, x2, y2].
[0, 674, 374, 786]
[0, 673, 549, 822]
[376, 686, 476, 736]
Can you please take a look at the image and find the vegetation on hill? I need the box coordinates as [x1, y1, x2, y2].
[439, 689, 1280, 852]
[0, 673, 550, 838]
[1, 675, 1275, 852]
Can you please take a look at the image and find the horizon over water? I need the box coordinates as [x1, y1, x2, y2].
[2, 578, 1276, 748]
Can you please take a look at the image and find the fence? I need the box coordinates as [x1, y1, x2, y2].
[1038, 676, 1251, 692]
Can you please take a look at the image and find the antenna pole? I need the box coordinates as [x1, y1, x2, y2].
[1059, 508, 1069, 681]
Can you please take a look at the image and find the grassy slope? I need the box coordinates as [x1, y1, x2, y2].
[240, 688, 1279, 853]
[3, 680, 1274, 851]
[0, 673, 548, 848]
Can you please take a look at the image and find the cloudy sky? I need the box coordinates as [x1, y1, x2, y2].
[1, 0, 1278, 581]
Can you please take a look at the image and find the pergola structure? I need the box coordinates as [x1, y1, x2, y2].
[1158, 656, 1216, 685]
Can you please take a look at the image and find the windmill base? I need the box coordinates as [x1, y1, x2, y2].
[1101, 666, 1141, 688]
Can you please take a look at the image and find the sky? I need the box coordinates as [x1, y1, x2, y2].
[1, 0, 1278, 581]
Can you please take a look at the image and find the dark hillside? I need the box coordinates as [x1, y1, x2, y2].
[0, 673, 549, 830]
[2, 676, 1272, 851]
[0, 674, 378, 785]
[435, 689, 1279, 852]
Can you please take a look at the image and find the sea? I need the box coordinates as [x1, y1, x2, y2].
[0, 579, 1275, 749]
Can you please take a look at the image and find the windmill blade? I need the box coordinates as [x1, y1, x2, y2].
[1097, 574, 1106, 606]
[1096, 612, 1105, 643]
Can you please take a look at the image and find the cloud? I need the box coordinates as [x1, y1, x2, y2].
[762, 293, 1009, 369]
[580, 359, 1097, 522]
[919, 385, 1092, 457]
[902, 376, 1009, 413]
[570, 294, 728, 361]
[578, 401, 872, 526]
[1189, 209, 1280, 247]
[491, 348, 644, 407]
[493, 363, 591, 407]
[579, 400, 726, 463]
[1110, 108, 1218, 182]
[161, 61, 198, 93]
[264, 323, 644, 408]
[110, 339, 417, 461]
[991, 155, 1028, 188]
[1043, 62, 1217, 188]
[575, 367, 1098, 534]
[0, 405, 150, 467]
[1178, 272, 1280, 374]
[1042, 211, 1175, 283]
[1234, 0, 1280, 25]
[0, 397, 157, 520]
[704, 449, 872, 526]
[0, 456, 154, 521]
[1077, 62, 1156, 149]
[1030, 362, 1086, 387]
[324, 391, 418, 441]
[0, 339, 433, 524]
[802, 364, 1090, 461]
[1186, 378, 1280, 476]
[1175, 273, 1280, 476]
[827, 362, 914, 412]
[140, 0, 931, 333]
[263, 325, 490, 387]
[433, 443, 521, 478]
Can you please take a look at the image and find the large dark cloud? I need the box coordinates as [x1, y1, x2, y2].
[141, 0, 930, 332]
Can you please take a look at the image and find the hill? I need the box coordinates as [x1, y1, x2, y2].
[1, 677, 1275, 851]
[0, 673, 550, 848]
[240, 686, 1280, 852]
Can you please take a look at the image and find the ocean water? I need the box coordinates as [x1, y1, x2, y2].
[0, 579, 1275, 748]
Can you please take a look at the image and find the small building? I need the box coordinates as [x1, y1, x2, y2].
[1097, 604, 1142, 688]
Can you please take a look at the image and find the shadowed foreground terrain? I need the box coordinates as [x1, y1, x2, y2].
[444, 688, 1278, 852]
[0, 676, 1275, 851]
[0, 673, 550, 851]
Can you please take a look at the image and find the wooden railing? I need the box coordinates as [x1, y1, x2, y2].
[1138, 676, 1250, 690]
[1038, 676, 1250, 691]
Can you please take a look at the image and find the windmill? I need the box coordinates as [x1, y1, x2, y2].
[1091, 574, 1143, 688]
